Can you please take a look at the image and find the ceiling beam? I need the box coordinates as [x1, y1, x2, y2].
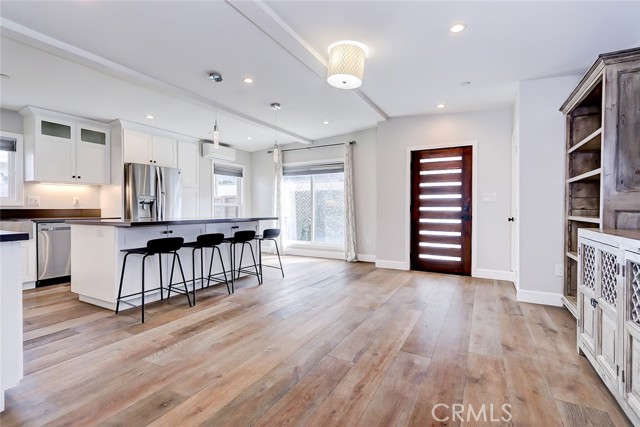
[0, 17, 313, 144]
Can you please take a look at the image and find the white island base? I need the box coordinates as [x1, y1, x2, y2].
[70, 220, 264, 310]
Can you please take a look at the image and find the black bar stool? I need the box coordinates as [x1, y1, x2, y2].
[255, 228, 284, 284]
[182, 233, 230, 303]
[116, 237, 192, 323]
[223, 230, 260, 293]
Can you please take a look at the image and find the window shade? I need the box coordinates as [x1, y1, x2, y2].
[0, 137, 16, 152]
[214, 164, 243, 178]
[283, 162, 344, 176]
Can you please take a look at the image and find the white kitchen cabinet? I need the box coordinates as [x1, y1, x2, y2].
[577, 229, 640, 424]
[20, 238, 36, 286]
[152, 136, 177, 168]
[20, 107, 110, 185]
[177, 140, 199, 188]
[122, 129, 177, 168]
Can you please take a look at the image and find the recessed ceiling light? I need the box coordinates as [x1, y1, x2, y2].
[0, 74, 10, 79]
[145, 114, 155, 119]
[323, 121, 330, 125]
[243, 77, 254, 84]
[247, 136, 252, 140]
[450, 24, 467, 33]
[436, 104, 445, 109]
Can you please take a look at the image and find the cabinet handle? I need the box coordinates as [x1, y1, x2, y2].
[168, 230, 173, 234]
[77, 176, 81, 179]
[72, 175, 76, 178]
[590, 298, 598, 308]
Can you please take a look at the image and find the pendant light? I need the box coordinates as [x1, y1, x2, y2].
[271, 103, 281, 163]
[209, 72, 223, 148]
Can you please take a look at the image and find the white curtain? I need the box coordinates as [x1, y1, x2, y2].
[272, 151, 287, 254]
[344, 142, 357, 262]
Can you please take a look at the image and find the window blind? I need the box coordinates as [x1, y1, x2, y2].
[0, 137, 17, 152]
[214, 164, 243, 178]
[283, 162, 344, 176]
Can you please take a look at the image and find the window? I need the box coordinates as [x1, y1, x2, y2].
[282, 162, 344, 245]
[0, 132, 23, 206]
[212, 163, 243, 218]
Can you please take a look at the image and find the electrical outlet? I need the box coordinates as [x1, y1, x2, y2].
[555, 264, 564, 277]
[73, 197, 80, 207]
[27, 196, 40, 206]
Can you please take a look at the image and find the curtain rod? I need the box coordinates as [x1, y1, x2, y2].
[267, 141, 355, 154]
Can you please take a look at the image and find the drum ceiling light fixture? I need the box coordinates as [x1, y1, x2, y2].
[326, 40, 369, 90]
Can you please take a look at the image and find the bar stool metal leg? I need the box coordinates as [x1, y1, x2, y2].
[246, 242, 260, 283]
[141, 254, 150, 323]
[272, 239, 284, 278]
[116, 252, 131, 314]
[216, 246, 231, 294]
[175, 253, 192, 307]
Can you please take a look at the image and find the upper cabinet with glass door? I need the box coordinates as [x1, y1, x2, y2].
[20, 107, 110, 185]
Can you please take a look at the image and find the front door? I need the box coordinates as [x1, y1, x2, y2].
[410, 146, 472, 275]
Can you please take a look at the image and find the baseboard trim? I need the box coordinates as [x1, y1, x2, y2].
[285, 247, 344, 260]
[357, 254, 376, 263]
[473, 268, 516, 282]
[516, 289, 563, 307]
[375, 259, 409, 270]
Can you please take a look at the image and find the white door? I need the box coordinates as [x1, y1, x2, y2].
[152, 136, 177, 168]
[177, 140, 199, 187]
[510, 130, 519, 285]
[76, 124, 110, 184]
[34, 117, 75, 182]
[123, 129, 152, 165]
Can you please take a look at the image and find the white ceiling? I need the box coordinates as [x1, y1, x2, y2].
[1, 1, 639, 151]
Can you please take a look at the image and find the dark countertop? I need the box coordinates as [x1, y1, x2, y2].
[0, 230, 30, 242]
[66, 217, 278, 227]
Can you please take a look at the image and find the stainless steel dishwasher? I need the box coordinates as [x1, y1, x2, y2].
[36, 222, 71, 286]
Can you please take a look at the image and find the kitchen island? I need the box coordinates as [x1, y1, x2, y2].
[68, 217, 277, 310]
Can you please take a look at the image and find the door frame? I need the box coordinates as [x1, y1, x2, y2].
[405, 140, 478, 276]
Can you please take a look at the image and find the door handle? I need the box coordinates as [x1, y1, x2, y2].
[508, 217, 515, 222]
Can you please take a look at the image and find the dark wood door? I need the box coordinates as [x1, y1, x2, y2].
[410, 146, 472, 275]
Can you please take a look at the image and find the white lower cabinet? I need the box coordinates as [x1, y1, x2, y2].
[578, 229, 640, 424]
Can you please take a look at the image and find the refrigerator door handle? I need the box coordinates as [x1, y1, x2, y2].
[157, 166, 164, 219]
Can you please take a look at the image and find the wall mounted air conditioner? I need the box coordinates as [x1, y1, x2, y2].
[201, 141, 236, 161]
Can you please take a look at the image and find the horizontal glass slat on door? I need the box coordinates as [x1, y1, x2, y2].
[419, 230, 461, 236]
[419, 218, 461, 223]
[419, 206, 461, 211]
[418, 222, 461, 232]
[420, 160, 463, 172]
[419, 194, 461, 200]
[420, 156, 462, 163]
[419, 254, 462, 262]
[420, 242, 462, 249]
[80, 128, 106, 145]
[420, 181, 461, 187]
[41, 121, 71, 139]
[420, 169, 461, 175]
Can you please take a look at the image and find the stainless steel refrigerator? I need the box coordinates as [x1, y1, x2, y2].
[124, 163, 182, 220]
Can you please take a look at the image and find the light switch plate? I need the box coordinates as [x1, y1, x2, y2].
[27, 196, 40, 206]
[482, 192, 497, 202]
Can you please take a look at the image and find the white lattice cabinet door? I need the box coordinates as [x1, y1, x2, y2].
[595, 242, 623, 390]
[578, 239, 598, 356]
[624, 250, 640, 419]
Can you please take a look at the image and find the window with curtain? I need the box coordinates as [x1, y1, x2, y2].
[212, 163, 243, 219]
[0, 133, 23, 206]
[282, 162, 345, 245]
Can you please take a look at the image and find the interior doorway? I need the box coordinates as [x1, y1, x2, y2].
[410, 146, 473, 275]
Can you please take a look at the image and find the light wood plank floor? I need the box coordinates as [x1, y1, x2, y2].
[1, 256, 632, 426]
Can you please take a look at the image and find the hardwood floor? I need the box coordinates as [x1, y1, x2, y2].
[1, 256, 632, 426]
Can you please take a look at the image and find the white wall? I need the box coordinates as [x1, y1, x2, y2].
[375, 109, 513, 277]
[251, 127, 377, 259]
[0, 108, 102, 210]
[515, 75, 581, 305]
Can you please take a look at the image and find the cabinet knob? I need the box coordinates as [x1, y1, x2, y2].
[77, 176, 81, 179]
